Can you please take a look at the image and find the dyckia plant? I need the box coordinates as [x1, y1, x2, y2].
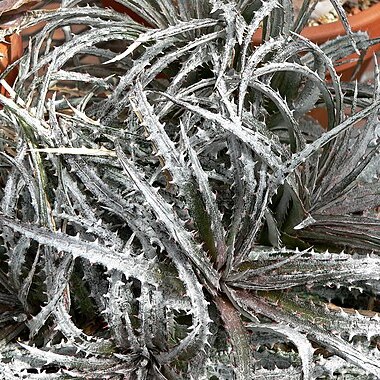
[0, 0, 380, 379]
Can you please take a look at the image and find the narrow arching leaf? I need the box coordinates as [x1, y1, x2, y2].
[115, 144, 220, 290]
[248, 323, 314, 379]
[0, 215, 152, 281]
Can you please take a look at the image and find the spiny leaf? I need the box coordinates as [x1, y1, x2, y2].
[0, 215, 152, 281]
[248, 323, 314, 380]
[233, 289, 380, 378]
[105, 18, 219, 64]
[115, 143, 220, 290]
[158, 92, 285, 171]
[180, 121, 227, 269]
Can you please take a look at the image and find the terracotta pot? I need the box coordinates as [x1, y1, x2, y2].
[0, 32, 23, 97]
[253, 2, 380, 81]
[305, 3, 380, 128]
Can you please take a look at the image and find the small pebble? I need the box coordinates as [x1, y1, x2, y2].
[306, 0, 378, 26]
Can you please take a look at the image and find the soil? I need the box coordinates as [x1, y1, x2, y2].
[308, 0, 379, 26]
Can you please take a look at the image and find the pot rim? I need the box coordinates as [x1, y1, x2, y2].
[253, 2, 380, 45]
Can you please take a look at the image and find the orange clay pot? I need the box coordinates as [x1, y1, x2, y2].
[253, 2, 380, 81]
[0, 32, 23, 97]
